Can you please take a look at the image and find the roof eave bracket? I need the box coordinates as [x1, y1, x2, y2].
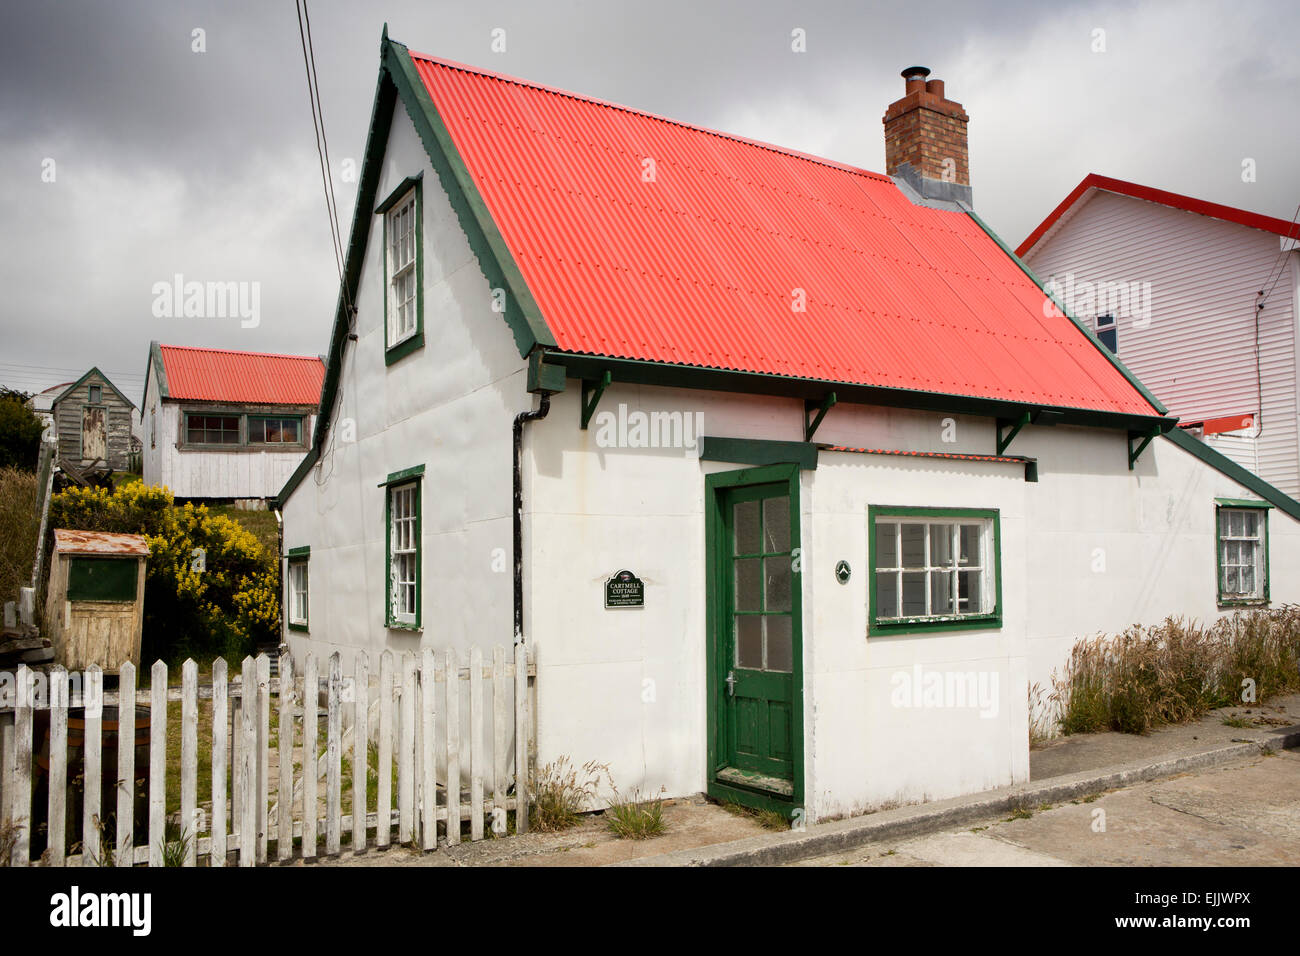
[804, 392, 838, 442]
[996, 412, 1032, 456]
[580, 371, 612, 430]
[1128, 427, 1161, 470]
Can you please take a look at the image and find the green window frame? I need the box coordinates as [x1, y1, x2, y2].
[286, 546, 310, 632]
[67, 557, 138, 602]
[377, 175, 424, 366]
[381, 465, 424, 629]
[1215, 500, 1270, 607]
[868, 505, 1002, 635]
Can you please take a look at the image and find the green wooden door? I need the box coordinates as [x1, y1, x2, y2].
[713, 479, 798, 797]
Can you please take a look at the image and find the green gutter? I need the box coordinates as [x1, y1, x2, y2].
[1164, 428, 1300, 522]
[962, 205, 1170, 418]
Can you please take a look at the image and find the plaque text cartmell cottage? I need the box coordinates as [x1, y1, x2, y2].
[604, 570, 645, 608]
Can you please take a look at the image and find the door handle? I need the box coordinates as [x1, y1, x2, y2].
[725, 670, 736, 697]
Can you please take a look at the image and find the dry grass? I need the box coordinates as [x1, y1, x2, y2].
[0, 816, 22, 865]
[0, 465, 40, 609]
[606, 786, 667, 840]
[530, 757, 610, 832]
[1050, 606, 1300, 736]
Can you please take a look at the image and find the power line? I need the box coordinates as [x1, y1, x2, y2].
[1259, 202, 1300, 305]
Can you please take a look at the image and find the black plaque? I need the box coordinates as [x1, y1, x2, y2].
[604, 569, 645, 608]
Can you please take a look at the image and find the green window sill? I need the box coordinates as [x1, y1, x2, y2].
[385, 332, 424, 366]
[287, 622, 309, 633]
[870, 614, 1003, 637]
[386, 621, 422, 632]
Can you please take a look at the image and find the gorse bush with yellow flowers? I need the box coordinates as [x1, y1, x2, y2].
[49, 484, 279, 662]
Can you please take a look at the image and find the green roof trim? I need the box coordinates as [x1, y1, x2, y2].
[379, 463, 425, 487]
[701, 436, 818, 470]
[1166, 427, 1300, 521]
[1215, 497, 1272, 509]
[961, 204, 1170, 418]
[53, 367, 135, 411]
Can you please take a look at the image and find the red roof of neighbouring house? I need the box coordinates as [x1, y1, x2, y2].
[154, 344, 324, 405]
[408, 50, 1161, 417]
[1017, 173, 1300, 259]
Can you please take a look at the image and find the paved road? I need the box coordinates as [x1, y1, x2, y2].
[791, 749, 1300, 866]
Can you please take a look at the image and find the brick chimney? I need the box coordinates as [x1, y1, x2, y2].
[883, 66, 972, 205]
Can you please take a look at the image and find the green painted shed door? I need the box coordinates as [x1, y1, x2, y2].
[716, 482, 795, 794]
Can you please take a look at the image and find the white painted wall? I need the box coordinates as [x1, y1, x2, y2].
[1023, 189, 1300, 495]
[280, 98, 527, 671]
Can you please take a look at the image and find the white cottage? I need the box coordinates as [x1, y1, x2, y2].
[277, 34, 1300, 821]
[141, 342, 324, 503]
[1018, 175, 1300, 495]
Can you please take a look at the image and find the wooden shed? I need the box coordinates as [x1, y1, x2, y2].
[50, 368, 136, 471]
[44, 529, 148, 670]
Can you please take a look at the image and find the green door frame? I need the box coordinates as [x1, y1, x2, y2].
[705, 462, 804, 817]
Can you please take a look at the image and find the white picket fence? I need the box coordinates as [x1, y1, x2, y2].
[0, 645, 534, 866]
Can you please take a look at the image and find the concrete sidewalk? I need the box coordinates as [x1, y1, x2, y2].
[614, 694, 1300, 867]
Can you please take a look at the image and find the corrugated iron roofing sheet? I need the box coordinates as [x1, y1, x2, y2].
[409, 51, 1159, 416]
[159, 345, 324, 405]
[52, 529, 150, 556]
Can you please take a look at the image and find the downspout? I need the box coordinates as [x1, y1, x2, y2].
[513, 394, 551, 645]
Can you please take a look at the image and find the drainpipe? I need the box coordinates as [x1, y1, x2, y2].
[513, 394, 550, 645]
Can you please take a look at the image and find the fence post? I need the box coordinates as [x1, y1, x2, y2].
[492, 646, 507, 836]
[47, 666, 68, 865]
[239, 656, 256, 867]
[377, 650, 393, 849]
[211, 658, 228, 868]
[398, 653, 415, 845]
[421, 648, 437, 852]
[302, 653, 318, 861]
[326, 652, 342, 857]
[116, 661, 136, 866]
[256, 654, 270, 864]
[352, 651, 368, 854]
[82, 664, 103, 865]
[181, 659, 197, 866]
[445, 647, 461, 845]
[514, 643, 529, 834]
[149, 661, 167, 867]
[277, 653, 294, 862]
[469, 646, 484, 841]
[10, 666, 32, 866]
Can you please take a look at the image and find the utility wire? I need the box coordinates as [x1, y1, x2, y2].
[295, 0, 346, 294]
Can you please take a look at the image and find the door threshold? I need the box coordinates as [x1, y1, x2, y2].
[716, 766, 794, 797]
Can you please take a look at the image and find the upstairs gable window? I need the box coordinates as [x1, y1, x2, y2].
[378, 176, 424, 363]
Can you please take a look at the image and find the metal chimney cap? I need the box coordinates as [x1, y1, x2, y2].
[901, 66, 932, 80]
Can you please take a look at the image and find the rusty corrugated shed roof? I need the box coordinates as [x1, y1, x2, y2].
[53, 529, 150, 556]
[408, 50, 1159, 417]
[157, 345, 324, 406]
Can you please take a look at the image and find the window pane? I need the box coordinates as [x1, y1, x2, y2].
[959, 525, 980, 566]
[930, 523, 954, 566]
[1240, 566, 1254, 595]
[733, 501, 759, 555]
[765, 616, 793, 672]
[1219, 510, 1230, 535]
[282, 419, 299, 443]
[1229, 512, 1243, 536]
[1226, 540, 1239, 564]
[734, 558, 761, 612]
[875, 523, 898, 568]
[735, 616, 762, 669]
[762, 497, 790, 553]
[1243, 512, 1258, 537]
[900, 524, 925, 567]
[1225, 566, 1239, 594]
[930, 570, 954, 615]
[764, 556, 791, 612]
[958, 570, 982, 614]
[901, 571, 926, 616]
[248, 419, 264, 443]
[875, 572, 898, 617]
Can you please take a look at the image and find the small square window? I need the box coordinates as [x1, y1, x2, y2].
[1096, 314, 1117, 354]
[1217, 505, 1268, 604]
[88, 385, 103, 404]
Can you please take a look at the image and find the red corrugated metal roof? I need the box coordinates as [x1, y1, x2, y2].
[409, 51, 1159, 417]
[1017, 173, 1300, 259]
[159, 345, 324, 405]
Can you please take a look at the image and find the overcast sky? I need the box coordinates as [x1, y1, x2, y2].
[2, 0, 1297, 402]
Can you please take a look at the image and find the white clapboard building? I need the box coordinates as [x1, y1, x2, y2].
[276, 34, 1300, 820]
[1018, 174, 1300, 495]
[141, 342, 323, 503]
